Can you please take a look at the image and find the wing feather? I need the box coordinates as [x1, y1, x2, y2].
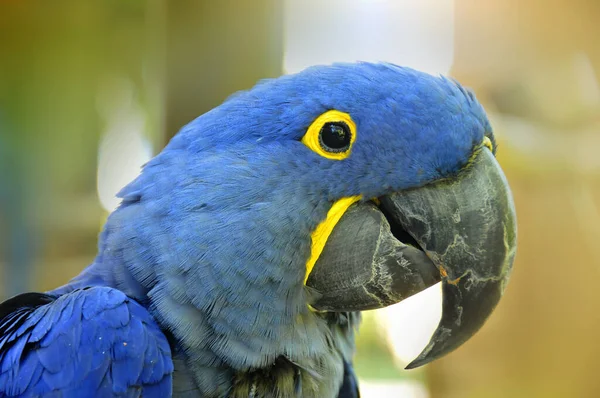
[0, 287, 173, 397]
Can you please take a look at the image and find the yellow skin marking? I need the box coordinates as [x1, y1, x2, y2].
[483, 136, 493, 152]
[464, 137, 495, 170]
[304, 195, 362, 283]
[301, 110, 356, 160]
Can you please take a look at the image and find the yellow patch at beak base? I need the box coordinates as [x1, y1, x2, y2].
[304, 195, 362, 283]
[483, 136, 493, 152]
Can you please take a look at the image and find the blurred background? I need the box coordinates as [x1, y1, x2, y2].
[1, 0, 599, 397]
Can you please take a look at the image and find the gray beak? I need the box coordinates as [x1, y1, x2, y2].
[306, 148, 517, 368]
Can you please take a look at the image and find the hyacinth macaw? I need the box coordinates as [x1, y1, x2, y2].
[0, 62, 517, 397]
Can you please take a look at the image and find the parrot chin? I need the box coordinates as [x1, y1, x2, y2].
[306, 147, 517, 369]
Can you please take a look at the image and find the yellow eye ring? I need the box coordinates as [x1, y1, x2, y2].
[301, 110, 357, 160]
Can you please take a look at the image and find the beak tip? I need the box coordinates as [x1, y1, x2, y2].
[404, 360, 424, 370]
[403, 340, 440, 370]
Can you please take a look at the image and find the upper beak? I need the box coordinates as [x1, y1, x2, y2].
[306, 147, 517, 369]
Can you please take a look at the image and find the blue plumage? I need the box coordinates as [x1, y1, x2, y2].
[0, 62, 492, 397]
[0, 288, 173, 397]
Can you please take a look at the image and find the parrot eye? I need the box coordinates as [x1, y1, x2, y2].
[301, 110, 356, 160]
[319, 122, 351, 153]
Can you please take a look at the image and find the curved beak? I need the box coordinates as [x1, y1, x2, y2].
[306, 148, 517, 368]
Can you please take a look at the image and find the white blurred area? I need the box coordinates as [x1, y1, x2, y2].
[360, 379, 430, 398]
[284, 0, 454, 76]
[96, 77, 153, 212]
[378, 283, 442, 366]
[284, 0, 452, 396]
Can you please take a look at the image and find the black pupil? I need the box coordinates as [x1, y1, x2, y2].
[320, 122, 351, 152]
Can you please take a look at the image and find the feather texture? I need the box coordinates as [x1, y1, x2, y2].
[0, 287, 173, 397]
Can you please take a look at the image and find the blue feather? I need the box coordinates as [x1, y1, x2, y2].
[0, 288, 173, 397]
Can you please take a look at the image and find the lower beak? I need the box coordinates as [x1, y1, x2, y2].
[306, 148, 517, 368]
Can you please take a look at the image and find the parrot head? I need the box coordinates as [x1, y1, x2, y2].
[96, 62, 516, 385]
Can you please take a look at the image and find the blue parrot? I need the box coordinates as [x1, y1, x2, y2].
[0, 62, 517, 397]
